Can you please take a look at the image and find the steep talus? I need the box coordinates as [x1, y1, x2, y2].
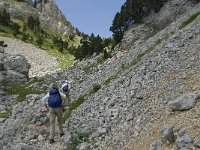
[65, 0, 200, 149]
[0, 0, 200, 150]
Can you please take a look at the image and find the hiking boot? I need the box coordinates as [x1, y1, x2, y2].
[60, 133, 64, 137]
[50, 139, 55, 144]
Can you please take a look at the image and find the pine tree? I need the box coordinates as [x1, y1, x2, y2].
[11, 23, 20, 36]
[0, 8, 10, 25]
[36, 35, 43, 48]
[110, 0, 164, 45]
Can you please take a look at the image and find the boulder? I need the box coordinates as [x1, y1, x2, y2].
[0, 53, 30, 87]
[168, 93, 198, 111]
[160, 125, 175, 143]
[149, 140, 162, 150]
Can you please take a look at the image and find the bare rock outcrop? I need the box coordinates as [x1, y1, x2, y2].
[0, 47, 30, 87]
[0, 0, 74, 36]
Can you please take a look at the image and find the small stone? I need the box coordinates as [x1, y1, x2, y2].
[0, 105, 6, 111]
[182, 134, 193, 143]
[35, 121, 42, 126]
[38, 134, 44, 141]
[97, 127, 107, 136]
[149, 140, 162, 150]
[63, 132, 72, 146]
[79, 142, 90, 150]
[160, 125, 175, 143]
[194, 139, 200, 147]
[0, 118, 6, 123]
[126, 113, 135, 121]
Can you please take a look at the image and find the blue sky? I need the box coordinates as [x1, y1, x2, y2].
[55, 0, 126, 38]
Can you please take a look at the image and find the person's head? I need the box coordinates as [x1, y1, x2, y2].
[64, 80, 68, 83]
[50, 83, 58, 90]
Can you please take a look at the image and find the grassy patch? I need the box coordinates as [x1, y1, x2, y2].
[63, 96, 85, 122]
[83, 66, 92, 74]
[42, 40, 75, 69]
[0, 111, 11, 118]
[4, 84, 44, 102]
[27, 78, 44, 85]
[88, 83, 101, 96]
[104, 75, 115, 85]
[65, 133, 89, 150]
[179, 11, 200, 29]
[0, 24, 13, 36]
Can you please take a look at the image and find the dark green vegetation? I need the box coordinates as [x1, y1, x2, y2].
[63, 83, 101, 122]
[88, 83, 101, 95]
[110, 0, 165, 45]
[69, 33, 113, 60]
[0, 62, 4, 71]
[0, 110, 11, 118]
[65, 133, 89, 150]
[4, 79, 45, 102]
[179, 11, 200, 29]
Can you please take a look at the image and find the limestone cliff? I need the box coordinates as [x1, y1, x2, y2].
[0, 0, 75, 36]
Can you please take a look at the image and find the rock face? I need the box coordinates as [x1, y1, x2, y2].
[36, 0, 74, 36]
[0, 0, 74, 36]
[0, 48, 30, 87]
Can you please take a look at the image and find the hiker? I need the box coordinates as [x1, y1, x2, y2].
[61, 80, 71, 106]
[41, 83, 68, 144]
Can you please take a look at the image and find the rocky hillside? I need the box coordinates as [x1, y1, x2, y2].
[1, 0, 200, 150]
[0, 0, 75, 36]
[0, 36, 60, 78]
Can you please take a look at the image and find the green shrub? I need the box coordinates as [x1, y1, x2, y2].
[0, 63, 4, 71]
[21, 33, 29, 41]
[63, 96, 85, 122]
[0, 111, 10, 118]
[92, 83, 101, 93]
[179, 11, 200, 29]
[88, 83, 101, 96]
[27, 78, 44, 85]
[103, 49, 112, 59]
[83, 66, 92, 74]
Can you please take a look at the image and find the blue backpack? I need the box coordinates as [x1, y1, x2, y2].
[48, 89, 62, 108]
[62, 84, 69, 92]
